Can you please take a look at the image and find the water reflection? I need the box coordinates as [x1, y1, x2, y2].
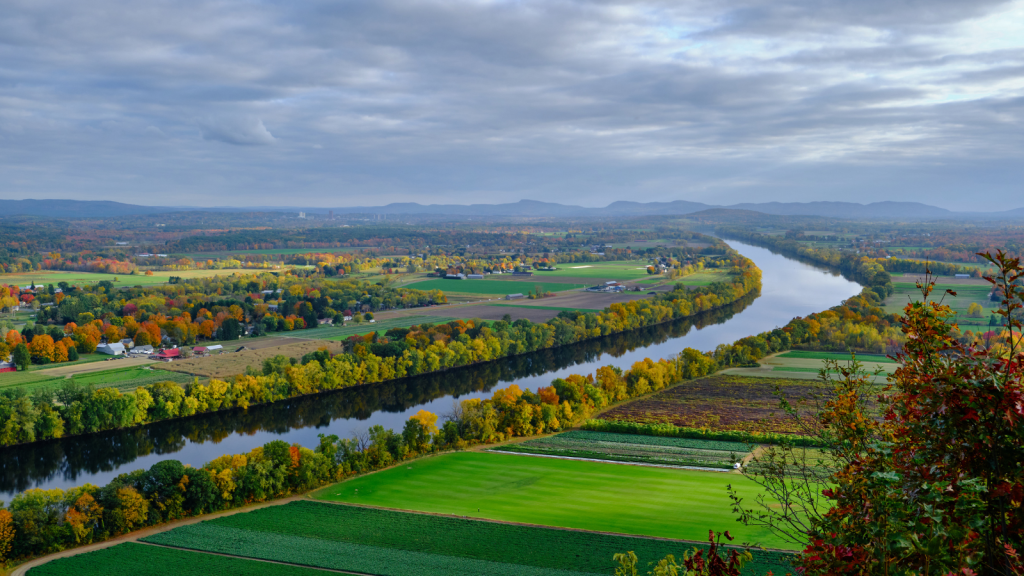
[0, 241, 862, 496]
[0, 294, 754, 495]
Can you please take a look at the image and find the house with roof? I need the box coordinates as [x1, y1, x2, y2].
[96, 342, 127, 355]
[152, 348, 181, 361]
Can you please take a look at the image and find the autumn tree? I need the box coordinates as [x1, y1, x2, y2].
[734, 254, 1024, 576]
[0, 509, 13, 564]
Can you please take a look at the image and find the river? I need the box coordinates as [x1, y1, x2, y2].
[0, 241, 861, 498]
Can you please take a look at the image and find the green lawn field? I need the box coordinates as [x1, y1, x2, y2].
[0, 268, 259, 288]
[404, 279, 586, 295]
[300, 315, 461, 341]
[532, 261, 653, 279]
[315, 451, 791, 549]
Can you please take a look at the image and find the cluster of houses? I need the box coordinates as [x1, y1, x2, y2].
[94, 339, 224, 361]
[586, 281, 626, 293]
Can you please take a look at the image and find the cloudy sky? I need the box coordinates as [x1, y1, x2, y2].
[1, 0, 1023, 209]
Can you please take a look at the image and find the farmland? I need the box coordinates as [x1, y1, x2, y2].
[403, 278, 587, 295]
[0, 268, 260, 288]
[722, 351, 898, 382]
[0, 359, 189, 393]
[491, 430, 752, 469]
[170, 246, 362, 258]
[314, 451, 792, 548]
[287, 315, 460, 341]
[26, 542, 335, 576]
[599, 374, 819, 433]
[161, 340, 347, 379]
[884, 281, 996, 327]
[142, 501, 794, 575]
[531, 260, 657, 280]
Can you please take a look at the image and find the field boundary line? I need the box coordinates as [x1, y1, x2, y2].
[135, 541, 370, 575]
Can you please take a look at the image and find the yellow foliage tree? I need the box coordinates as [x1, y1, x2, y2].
[410, 410, 439, 435]
[0, 509, 13, 564]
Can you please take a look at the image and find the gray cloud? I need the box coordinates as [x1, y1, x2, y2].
[198, 117, 276, 146]
[0, 0, 1023, 209]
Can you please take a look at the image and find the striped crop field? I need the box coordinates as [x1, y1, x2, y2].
[27, 542, 334, 576]
[490, 430, 752, 469]
[141, 501, 793, 575]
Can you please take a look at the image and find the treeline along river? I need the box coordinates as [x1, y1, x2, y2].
[0, 241, 861, 497]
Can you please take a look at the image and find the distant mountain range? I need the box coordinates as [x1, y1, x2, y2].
[3, 198, 1024, 220]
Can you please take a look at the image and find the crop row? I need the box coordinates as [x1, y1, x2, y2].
[142, 501, 793, 576]
[143, 523, 597, 576]
[494, 436, 745, 460]
[492, 444, 738, 469]
[28, 542, 330, 576]
[555, 430, 754, 452]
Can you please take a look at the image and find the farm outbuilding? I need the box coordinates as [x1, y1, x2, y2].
[506, 293, 524, 300]
[96, 343, 127, 355]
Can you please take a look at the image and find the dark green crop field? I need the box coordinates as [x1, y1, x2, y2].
[27, 542, 333, 576]
[491, 430, 752, 469]
[142, 501, 793, 576]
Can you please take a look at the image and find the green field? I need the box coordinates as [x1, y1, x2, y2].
[142, 501, 793, 576]
[404, 279, 586, 295]
[0, 268, 256, 288]
[72, 366, 193, 391]
[277, 315, 461, 341]
[777, 351, 890, 362]
[27, 542, 334, 576]
[884, 283, 996, 321]
[0, 365, 192, 393]
[675, 270, 733, 286]
[531, 261, 654, 279]
[491, 430, 751, 469]
[315, 451, 791, 549]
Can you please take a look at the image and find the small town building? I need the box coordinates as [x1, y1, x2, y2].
[120, 338, 134, 349]
[466, 274, 484, 279]
[131, 345, 154, 355]
[192, 346, 209, 356]
[152, 348, 181, 361]
[96, 343, 127, 355]
[206, 345, 223, 353]
[445, 273, 466, 280]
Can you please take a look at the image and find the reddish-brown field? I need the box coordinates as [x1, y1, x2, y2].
[600, 374, 819, 433]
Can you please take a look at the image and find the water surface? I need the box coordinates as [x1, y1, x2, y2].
[0, 241, 860, 497]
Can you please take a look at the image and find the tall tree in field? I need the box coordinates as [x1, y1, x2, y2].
[12, 343, 30, 370]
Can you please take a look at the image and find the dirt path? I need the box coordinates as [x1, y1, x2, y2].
[9, 495, 309, 576]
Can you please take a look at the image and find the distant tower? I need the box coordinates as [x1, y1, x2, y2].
[299, 212, 306, 219]
[329, 210, 334, 220]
